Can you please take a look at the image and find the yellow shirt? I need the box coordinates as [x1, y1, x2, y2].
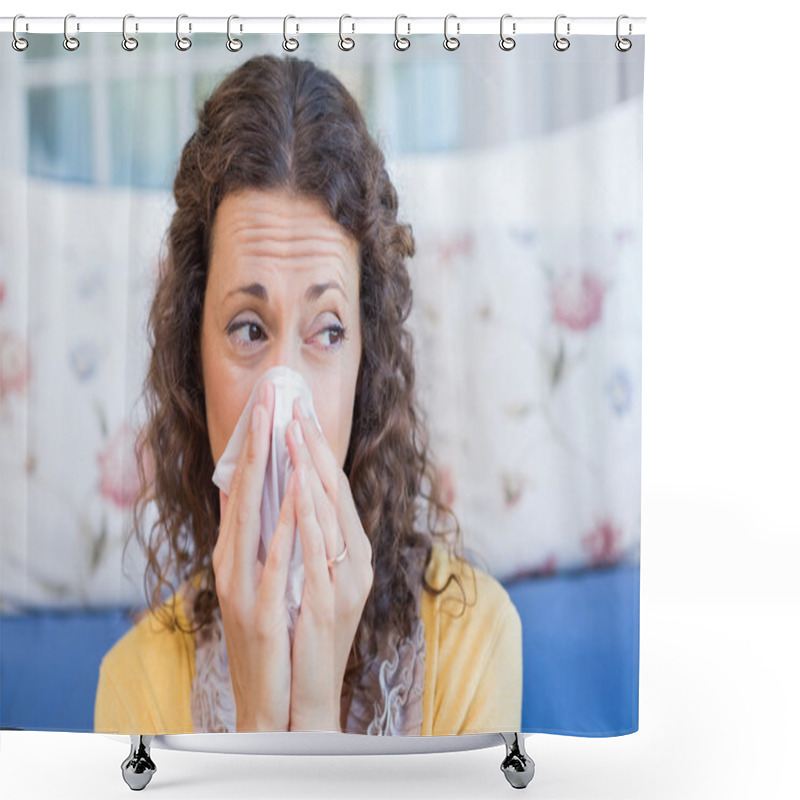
[94, 543, 522, 736]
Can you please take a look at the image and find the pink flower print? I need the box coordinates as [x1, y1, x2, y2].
[535, 555, 558, 576]
[436, 231, 475, 267]
[614, 227, 634, 246]
[437, 465, 457, 507]
[508, 555, 558, 582]
[136, 428, 156, 493]
[98, 422, 152, 509]
[550, 269, 605, 332]
[526, 556, 558, 578]
[582, 518, 623, 567]
[0, 331, 30, 400]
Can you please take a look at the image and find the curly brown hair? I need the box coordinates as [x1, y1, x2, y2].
[126, 53, 472, 713]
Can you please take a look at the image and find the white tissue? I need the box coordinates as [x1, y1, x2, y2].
[211, 365, 323, 641]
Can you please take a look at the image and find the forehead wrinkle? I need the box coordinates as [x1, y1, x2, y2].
[229, 211, 356, 259]
[212, 192, 360, 297]
[237, 239, 354, 264]
[228, 202, 352, 243]
[234, 246, 355, 291]
[232, 238, 357, 295]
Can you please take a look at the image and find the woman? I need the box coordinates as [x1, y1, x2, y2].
[94, 54, 522, 736]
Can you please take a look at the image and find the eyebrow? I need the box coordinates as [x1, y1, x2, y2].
[225, 281, 347, 304]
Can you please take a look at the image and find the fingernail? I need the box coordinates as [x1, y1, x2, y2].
[298, 463, 307, 488]
[293, 419, 304, 446]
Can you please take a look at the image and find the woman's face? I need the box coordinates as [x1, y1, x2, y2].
[201, 187, 362, 470]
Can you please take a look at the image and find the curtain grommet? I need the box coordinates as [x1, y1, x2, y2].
[500, 14, 516, 51]
[12, 14, 29, 51]
[226, 15, 243, 52]
[63, 13, 80, 51]
[553, 14, 570, 51]
[175, 14, 192, 51]
[394, 15, 410, 51]
[283, 15, 299, 51]
[121, 14, 138, 51]
[443, 14, 460, 51]
[338, 14, 355, 51]
[615, 15, 632, 51]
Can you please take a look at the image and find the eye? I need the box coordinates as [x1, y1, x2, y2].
[317, 324, 347, 349]
[227, 319, 347, 352]
[227, 319, 265, 349]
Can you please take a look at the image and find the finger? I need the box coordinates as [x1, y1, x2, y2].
[225, 379, 274, 598]
[292, 397, 340, 504]
[220, 488, 228, 522]
[292, 398, 365, 560]
[213, 487, 231, 582]
[294, 463, 331, 598]
[215, 488, 229, 559]
[217, 383, 266, 570]
[258, 467, 297, 613]
[286, 419, 343, 566]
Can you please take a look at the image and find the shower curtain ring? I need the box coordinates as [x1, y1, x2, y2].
[339, 15, 355, 50]
[394, 15, 410, 50]
[175, 14, 192, 50]
[283, 15, 299, 51]
[12, 14, 29, 51]
[226, 15, 243, 52]
[499, 14, 516, 51]
[63, 13, 80, 51]
[443, 14, 460, 51]
[615, 15, 632, 52]
[553, 14, 570, 51]
[122, 14, 138, 51]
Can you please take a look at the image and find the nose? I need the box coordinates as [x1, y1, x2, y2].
[264, 327, 305, 382]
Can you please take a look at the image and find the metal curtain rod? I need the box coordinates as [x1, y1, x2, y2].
[0, 15, 646, 36]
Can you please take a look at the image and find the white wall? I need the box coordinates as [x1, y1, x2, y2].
[1, 1, 797, 799]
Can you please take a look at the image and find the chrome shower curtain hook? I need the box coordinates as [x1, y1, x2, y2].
[443, 14, 460, 51]
[175, 14, 192, 50]
[394, 14, 410, 51]
[122, 14, 138, 51]
[226, 15, 243, 52]
[553, 14, 570, 51]
[499, 14, 516, 51]
[63, 13, 80, 51]
[338, 15, 355, 50]
[615, 15, 632, 51]
[283, 15, 299, 51]
[11, 14, 29, 51]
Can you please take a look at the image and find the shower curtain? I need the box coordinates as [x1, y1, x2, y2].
[0, 20, 644, 739]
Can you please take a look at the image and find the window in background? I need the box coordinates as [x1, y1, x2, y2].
[27, 84, 93, 184]
[109, 76, 178, 190]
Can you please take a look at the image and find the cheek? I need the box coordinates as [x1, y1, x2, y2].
[200, 321, 236, 465]
[313, 390, 352, 470]
[201, 363, 222, 465]
[314, 407, 340, 468]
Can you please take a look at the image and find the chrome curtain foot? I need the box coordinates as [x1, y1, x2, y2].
[499, 732, 535, 789]
[121, 735, 157, 791]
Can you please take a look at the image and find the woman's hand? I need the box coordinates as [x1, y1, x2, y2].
[285, 396, 375, 732]
[214, 379, 297, 732]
